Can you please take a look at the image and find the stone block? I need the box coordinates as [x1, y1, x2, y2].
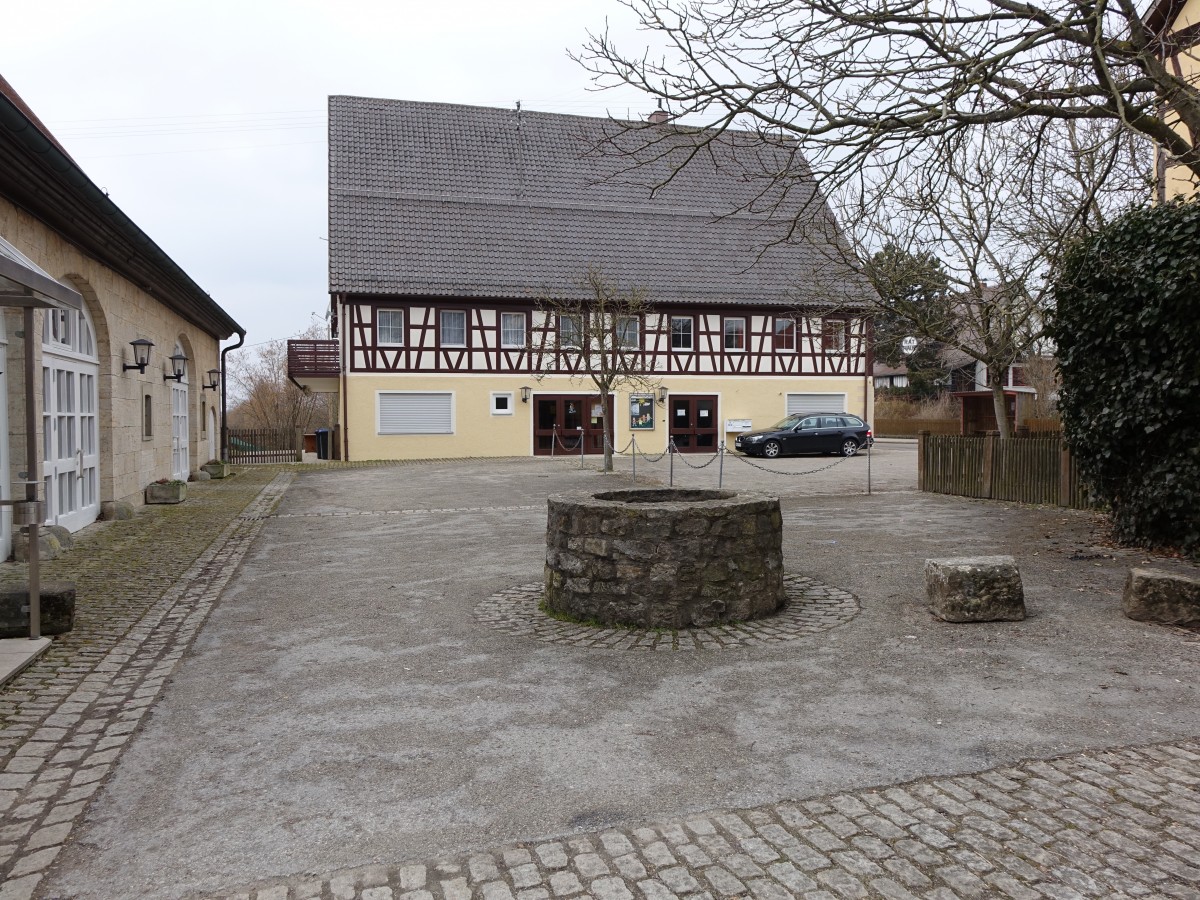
[926, 555, 1026, 622]
[101, 501, 134, 521]
[1122, 568, 1200, 627]
[190, 469, 211, 482]
[12, 530, 64, 563]
[0, 581, 76, 637]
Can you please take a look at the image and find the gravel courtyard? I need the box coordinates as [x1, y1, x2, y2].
[30, 446, 1200, 899]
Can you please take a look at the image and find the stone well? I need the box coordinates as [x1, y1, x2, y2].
[544, 488, 785, 628]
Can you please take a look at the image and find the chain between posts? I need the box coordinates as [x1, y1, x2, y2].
[728, 450, 856, 476]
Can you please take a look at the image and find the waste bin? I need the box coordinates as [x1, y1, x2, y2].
[315, 428, 330, 460]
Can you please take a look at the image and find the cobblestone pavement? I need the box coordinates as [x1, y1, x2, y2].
[199, 738, 1200, 900]
[474, 575, 860, 650]
[0, 468, 294, 900]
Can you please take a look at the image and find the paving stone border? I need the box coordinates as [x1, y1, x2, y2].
[0, 471, 294, 900]
[474, 574, 860, 650]
[197, 738, 1200, 900]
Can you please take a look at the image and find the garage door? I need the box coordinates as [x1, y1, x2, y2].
[786, 393, 847, 415]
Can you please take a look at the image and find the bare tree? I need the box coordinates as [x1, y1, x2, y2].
[531, 268, 660, 471]
[577, 0, 1199, 198]
[228, 323, 337, 435]
[845, 122, 1147, 437]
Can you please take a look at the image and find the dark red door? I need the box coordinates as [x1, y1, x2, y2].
[669, 395, 719, 453]
[533, 395, 614, 456]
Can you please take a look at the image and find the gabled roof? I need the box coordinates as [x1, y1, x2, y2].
[0, 74, 243, 340]
[328, 96, 874, 308]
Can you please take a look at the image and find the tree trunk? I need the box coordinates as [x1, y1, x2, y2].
[600, 392, 614, 472]
[989, 369, 1012, 440]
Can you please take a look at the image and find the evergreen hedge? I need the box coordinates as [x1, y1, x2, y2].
[1051, 200, 1200, 555]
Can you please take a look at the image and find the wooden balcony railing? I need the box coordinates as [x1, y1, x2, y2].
[287, 339, 340, 379]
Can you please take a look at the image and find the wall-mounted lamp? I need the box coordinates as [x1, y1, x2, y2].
[202, 369, 221, 391]
[123, 338, 154, 374]
[520, 385, 531, 403]
[657, 386, 669, 404]
[164, 353, 188, 383]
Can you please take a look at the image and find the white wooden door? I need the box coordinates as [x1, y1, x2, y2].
[172, 383, 190, 480]
[42, 360, 99, 532]
[0, 323, 9, 561]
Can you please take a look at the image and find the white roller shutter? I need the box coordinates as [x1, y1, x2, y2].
[786, 393, 847, 415]
[378, 392, 453, 434]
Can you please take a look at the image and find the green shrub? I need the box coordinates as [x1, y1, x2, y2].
[1051, 199, 1200, 555]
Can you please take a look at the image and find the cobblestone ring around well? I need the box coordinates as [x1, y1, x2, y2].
[474, 574, 860, 651]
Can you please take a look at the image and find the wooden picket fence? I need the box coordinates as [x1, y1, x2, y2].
[227, 427, 302, 464]
[918, 432, 1090, 509]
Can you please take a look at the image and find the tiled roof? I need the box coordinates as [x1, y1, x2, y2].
[328, 97, 873, 308]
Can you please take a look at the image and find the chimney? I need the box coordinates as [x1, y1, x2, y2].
[648, 106, 669, 125]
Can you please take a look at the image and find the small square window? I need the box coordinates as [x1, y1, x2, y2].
[378, 309, 404, 345]
[440, 310, 467, 347]
[491, 392, 514, 416]
[724, 318, 746, 351]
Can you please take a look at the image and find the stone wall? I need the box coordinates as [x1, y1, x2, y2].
[0, 196, 222, 517]
[544, 489, 785, 628]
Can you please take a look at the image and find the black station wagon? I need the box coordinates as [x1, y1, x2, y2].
[734, 413, 873, 458]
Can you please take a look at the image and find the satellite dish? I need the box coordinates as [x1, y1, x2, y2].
[901, 336, 919, 356]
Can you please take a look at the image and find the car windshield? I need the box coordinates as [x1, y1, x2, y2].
[771, 415, 803, 430]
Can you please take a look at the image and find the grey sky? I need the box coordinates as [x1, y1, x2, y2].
[5, 0, 657, 350]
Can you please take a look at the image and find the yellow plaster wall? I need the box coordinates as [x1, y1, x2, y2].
[1162, 0, 1200, 199]
[0, 196, 223, 510]
[343, 373, 873, 461]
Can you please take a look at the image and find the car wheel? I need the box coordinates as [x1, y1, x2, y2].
[841, 438, 859, 457]
[763, 440, 781, 459]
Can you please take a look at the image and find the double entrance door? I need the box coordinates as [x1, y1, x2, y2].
[669, 395, 719, 453]
[42, 358, 100, 531]
[533, 395, 614, 455]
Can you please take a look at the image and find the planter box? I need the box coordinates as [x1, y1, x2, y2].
[145, 482, 187, 504]
[201, 462, 231, 479]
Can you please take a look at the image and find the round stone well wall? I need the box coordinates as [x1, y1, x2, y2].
[544, 488, 785, 628]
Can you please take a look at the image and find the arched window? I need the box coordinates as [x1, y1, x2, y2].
[43, 307, 96, 359]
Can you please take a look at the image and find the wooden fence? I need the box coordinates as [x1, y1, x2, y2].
[227, 428, 302, 464]
[918, 432, 1090, 509]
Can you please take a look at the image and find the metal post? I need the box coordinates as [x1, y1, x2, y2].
[631, 436, 637, 482]
[867, 434, 872, 496]
[551, 425, 556, 457]
[669, 439, 675, 486]
[23, 308, 40, 641]
[718, 441, 725, 488]
[579, 427, 585, 469]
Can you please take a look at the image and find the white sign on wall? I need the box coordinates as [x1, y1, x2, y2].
[726, 419, 753, 432]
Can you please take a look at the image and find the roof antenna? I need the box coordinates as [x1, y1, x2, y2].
[515, 99, 522, 130]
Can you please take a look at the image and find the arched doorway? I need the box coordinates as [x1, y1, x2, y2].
[171, 341, 190, 480]
[42, 305, 100, 531]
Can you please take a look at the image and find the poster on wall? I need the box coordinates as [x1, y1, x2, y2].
[629, 395, 655, 430]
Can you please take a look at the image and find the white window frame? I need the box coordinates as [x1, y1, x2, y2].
[773, 317, 797, 352]
[377, 309, 405, 346]
[377, 391, 456, 435]
[559, 314, 583, 349]
[490, 391, 515, 416]
[500, 312, 526, 348]
[723, 317, 747, 352]
[670, 316, 693, 351]
[616, 315, 640, 350]
[823, 318, 849, 355]
[439, 310, 467, 348]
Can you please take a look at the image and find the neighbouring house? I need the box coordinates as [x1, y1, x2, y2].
[292, 97, 875, 460]
[0, 74, 243, 559]
[1148, 0, 1200, 199]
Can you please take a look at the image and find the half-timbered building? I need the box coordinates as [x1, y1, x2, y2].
[294, 97, 875, 460]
